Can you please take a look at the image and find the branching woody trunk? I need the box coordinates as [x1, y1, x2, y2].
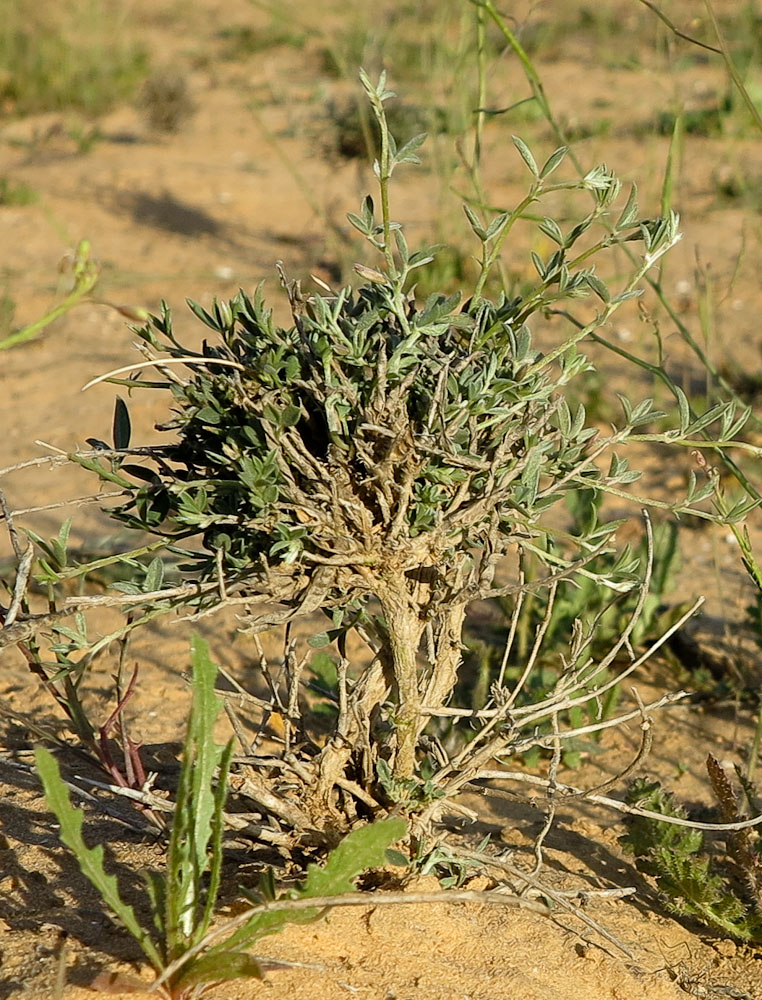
[420, 603, 467, 731]
[377, 580, 427, 780]
[376, 566, 468, 780]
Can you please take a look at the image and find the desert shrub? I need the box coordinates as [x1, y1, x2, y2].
[12, 72, 749, 852]
[139, 69, 195, 134]
[4, 2, 762, 988]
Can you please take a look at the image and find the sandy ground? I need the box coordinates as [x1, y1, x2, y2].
[3, 1, 762, 997]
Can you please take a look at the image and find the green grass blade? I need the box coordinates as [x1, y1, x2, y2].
[186, 634, 225, 881]
[197, 735, 235, 943]
[660, 110, 683, 218]
[165, 634, 225, 955]
[703, 0, 762, 135]
[34, 747, 162, 968]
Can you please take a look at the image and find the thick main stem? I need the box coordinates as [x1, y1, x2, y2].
[420, 604, 467, 730]
[378, 585, 426, 781]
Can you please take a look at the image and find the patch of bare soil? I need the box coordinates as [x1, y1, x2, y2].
[4, 1, 762, 997]
[4, 690, 762, 1000]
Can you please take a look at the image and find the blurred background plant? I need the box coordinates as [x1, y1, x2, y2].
[0, 240, 99, 350]
[139, 68, 195, 134]
[0, 0, 148, 116]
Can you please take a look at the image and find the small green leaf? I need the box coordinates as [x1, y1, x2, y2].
[585, 273, 610, 303]
[676, 387, 690, 434]
[35, 748, 161, 967]
[538, 218, 565, 247]
[174, 951, 263, 992]
[347, 212, 372, 236]
[395, 228, 410, 265]
[484, 212, 509, 240]
[143, 557, 164, 593]
[463, 204, 487, 241]
[112, 397, 131, 451]
[186, 298, 223, 331]
[531, 251, 546, 279]
[512, 136, 539, 177]
[539, 145, 568, 179]
[616, 184, 639, 230]
[394, 132, 427, 165]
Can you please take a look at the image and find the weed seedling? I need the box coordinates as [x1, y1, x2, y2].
[621, 760, 762, 942]
[36, 635, 406, 997]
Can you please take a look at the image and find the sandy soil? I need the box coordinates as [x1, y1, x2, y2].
[3, 1, 762, 998]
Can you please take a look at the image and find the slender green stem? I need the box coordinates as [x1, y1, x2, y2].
[749, 710, 762, 782]
[549, 308, 762, 505]
[473, 190, 537, 299]
[524, 259, 663, 378]
[479, 0, 583, 173]
[51, 540, 170, 582]
[368, 88, 399, 283]
[481, 0, 762, 450]
[630, 435, 762, 457]
[703, 0, 762, 134]
[647, 273, 760, 428]
[0, 245, 99, 351]
[474, 6, 487, 171]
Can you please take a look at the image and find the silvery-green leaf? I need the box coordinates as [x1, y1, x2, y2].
[586, 273, 611, 303]
[538, 218, 565, 246]
[531, 251, 546, 278]
[347, 212, 371, 236]
[484, 212, 510, 240]
[512, 135, 539, 177]
[395, 132, 427, 165]
[539, 146, 568, 179]
[395, 229, 410, 265]
[616, 184, 639, 230]
[463, 204, 487, 241]
[675, 386, 690, 434]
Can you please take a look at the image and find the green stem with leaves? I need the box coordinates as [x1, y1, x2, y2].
[0, 241, 99, 351]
